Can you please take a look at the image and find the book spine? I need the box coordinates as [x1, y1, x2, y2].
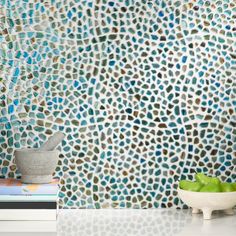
[0, 202, 57, 209]
[0, 195, 57, 202]
[0, 186, 59, 195]
[0, 209, 57, 221]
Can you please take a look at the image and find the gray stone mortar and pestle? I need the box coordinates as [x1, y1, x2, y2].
[14, 131, 65, 184]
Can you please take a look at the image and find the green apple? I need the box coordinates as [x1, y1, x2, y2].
[179, 180, 202, 192]
[195, 173, 220, 185]
[200, 183, 221, 192]
[221, 183, 235, 192]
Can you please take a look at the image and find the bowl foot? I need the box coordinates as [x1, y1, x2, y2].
[224, 208, 234, 215]
[202, 208, 212, 220]
[21, 175, 53, 184]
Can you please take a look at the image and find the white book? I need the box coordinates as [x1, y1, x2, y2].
[0, 195, 57, 202]
[0, 209, 57, 221]
[0, 233, 56, 236]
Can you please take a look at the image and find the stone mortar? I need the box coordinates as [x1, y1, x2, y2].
[15, 149, 59, 184]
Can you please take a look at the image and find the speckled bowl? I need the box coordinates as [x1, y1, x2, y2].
[178, 188, 236, 220]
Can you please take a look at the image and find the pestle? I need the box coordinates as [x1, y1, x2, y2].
[38, 131, 65, 151]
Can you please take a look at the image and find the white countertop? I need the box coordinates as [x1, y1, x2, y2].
[0, 209, 235, 236]
[57, 209, 236, 236]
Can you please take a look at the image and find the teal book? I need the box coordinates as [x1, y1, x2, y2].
[0, 178, 59, 195]
[0, 195, 58, 202]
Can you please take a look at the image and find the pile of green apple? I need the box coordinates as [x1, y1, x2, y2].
[179, 173, 236, 192]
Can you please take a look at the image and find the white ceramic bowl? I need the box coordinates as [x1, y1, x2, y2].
[178, 188, 236, 220]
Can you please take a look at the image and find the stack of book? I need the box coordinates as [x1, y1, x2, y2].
[0, 178, 59, 221]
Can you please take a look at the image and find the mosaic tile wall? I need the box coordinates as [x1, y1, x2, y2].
[0, 0, 236, 208]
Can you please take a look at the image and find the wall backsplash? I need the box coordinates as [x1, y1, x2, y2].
[0, 0, 236, 208]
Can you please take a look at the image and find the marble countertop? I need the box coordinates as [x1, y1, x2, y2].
[0, 209, 235, 236]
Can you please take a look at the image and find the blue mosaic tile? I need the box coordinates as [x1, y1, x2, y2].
[0, 0, 236, 208]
